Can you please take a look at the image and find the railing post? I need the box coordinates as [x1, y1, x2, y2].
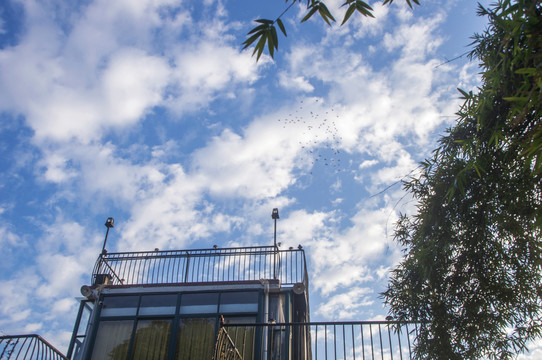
[184, 251, 190, 283]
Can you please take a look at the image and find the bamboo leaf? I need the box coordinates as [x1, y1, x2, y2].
[255, 19, 274, 24]
[317, 2, 336, 25]
[247, 24, 268, 35]
[301, 5, 319, 22]
[276, 18, 287, 36]
[242, 32, 262, 49]
[341, 4, 356, 25]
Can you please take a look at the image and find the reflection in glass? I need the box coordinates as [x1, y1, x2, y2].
[223, 317, 256, 359]
[179, 293, 219, 314]
[132, 320, 172, 360]
[139, 294, 177, 315]
[101, 296, 139, 317]
[175, 318, 216, 360]
[219, 292, 259, 313]
[91, 320, 133, 360]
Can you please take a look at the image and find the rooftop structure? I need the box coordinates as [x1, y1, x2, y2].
[1, 215, 420, 359]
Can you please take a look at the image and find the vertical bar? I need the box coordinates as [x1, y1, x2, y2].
[206, 250, 211, 282]
[184, 252, 190, 283]
[379, 324, 384, 360]
[352, 324, 356, 360]
[370, 324, 374, 360]
[211, 251, 218, 281]
[197, 254, 205, 282]
[334, 324, 337, 360]
[360, 324, 365, 360]
[388, 323, 394, 360]
[315, 324, 318, 360]
[343, 324, 346, 360]
[397, 323, 404, 360]
[324, 325, 327, 360]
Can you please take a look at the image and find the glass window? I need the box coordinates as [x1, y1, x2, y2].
[179, 293, 219, 314]
[175, 318, 216, 360]
[101, 296, 139, 317]
[131, 319, 172, 360]
[222, 316, 257, 359]
[91, 320, 134, 360]
[139, 294, 177, 316]
[219, 291, 259, 313]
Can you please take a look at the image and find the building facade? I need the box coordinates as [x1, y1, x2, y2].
[67, 246, 311, 360]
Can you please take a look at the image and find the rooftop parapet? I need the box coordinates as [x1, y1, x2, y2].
[92, 245, 308, 289]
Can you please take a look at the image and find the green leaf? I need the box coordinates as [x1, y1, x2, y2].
[514, 67, 536, 75]
[253, 32, 267, 60]
[301, 5, 319, 22]
[242, 32, 262, 49]
[457, 88, 471, 99]
[503, 96, 528, 102]
[254, 19, 274, 24]
[356, 1, 375, 17]
[341, 3, 356, 25]
[317, 2, 336, 25]
[276, 18, 287, 36]
[247, 24, 268, 35]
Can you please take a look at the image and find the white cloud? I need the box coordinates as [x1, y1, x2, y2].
[0, 0, 488, 349]
[0, 225, 20, 248]
[307, 205, 403, 296]
[316, 287, 374, 319]
[101, 49, 170, 125]
[278, 72, 315, 92]
[0, 0, 261, 143]
[0, 271, 40, 329]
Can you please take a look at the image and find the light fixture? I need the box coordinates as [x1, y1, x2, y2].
[105, 217, 114, 228]
[272, 208, 280, 279]
[101, 217, 115, 255]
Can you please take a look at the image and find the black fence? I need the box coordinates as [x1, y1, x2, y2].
[0, 335, 68, 360]
[220, 321, 421, 360]
[92, 246, 308, 288]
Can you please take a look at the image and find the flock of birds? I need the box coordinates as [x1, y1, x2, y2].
[276, 99, 346, 174]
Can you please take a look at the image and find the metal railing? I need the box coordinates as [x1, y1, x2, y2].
[213, 327, 244, 360]
[221, 321, 421, 360]
[92, 246, 308, 288]
[0, 335, 68, 360]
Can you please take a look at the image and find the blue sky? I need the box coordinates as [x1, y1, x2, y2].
[5, 0, 539, 356]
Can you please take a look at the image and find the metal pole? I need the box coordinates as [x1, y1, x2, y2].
[101, 226, 110, 255]
[274, 216, 277, 279]
[272, 208, 279, 280]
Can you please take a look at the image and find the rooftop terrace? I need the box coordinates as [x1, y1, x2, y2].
[92, 245, 308, 289]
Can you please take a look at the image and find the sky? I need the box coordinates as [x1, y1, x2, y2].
[3, 0, 540, 357]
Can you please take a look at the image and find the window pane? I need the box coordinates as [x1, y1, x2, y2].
[139, 294, 177, 315]
[219, 292, 259, 313]
[221, 317, 256, 359]
[179, 293, 218, 314]
[101, 296, 139, 317]
[91, 320, 134, 360]
[221, 292, 259, 304]
[132, 319, 172, 360]
[175, 318, 216, 360]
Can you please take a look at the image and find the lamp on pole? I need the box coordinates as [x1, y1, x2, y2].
[272, 208, 279, 247]
[272, 208, 279, 279]
[101, 217, 114, 255]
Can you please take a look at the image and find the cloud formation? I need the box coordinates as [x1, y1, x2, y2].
[0, 0, 494, 353]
